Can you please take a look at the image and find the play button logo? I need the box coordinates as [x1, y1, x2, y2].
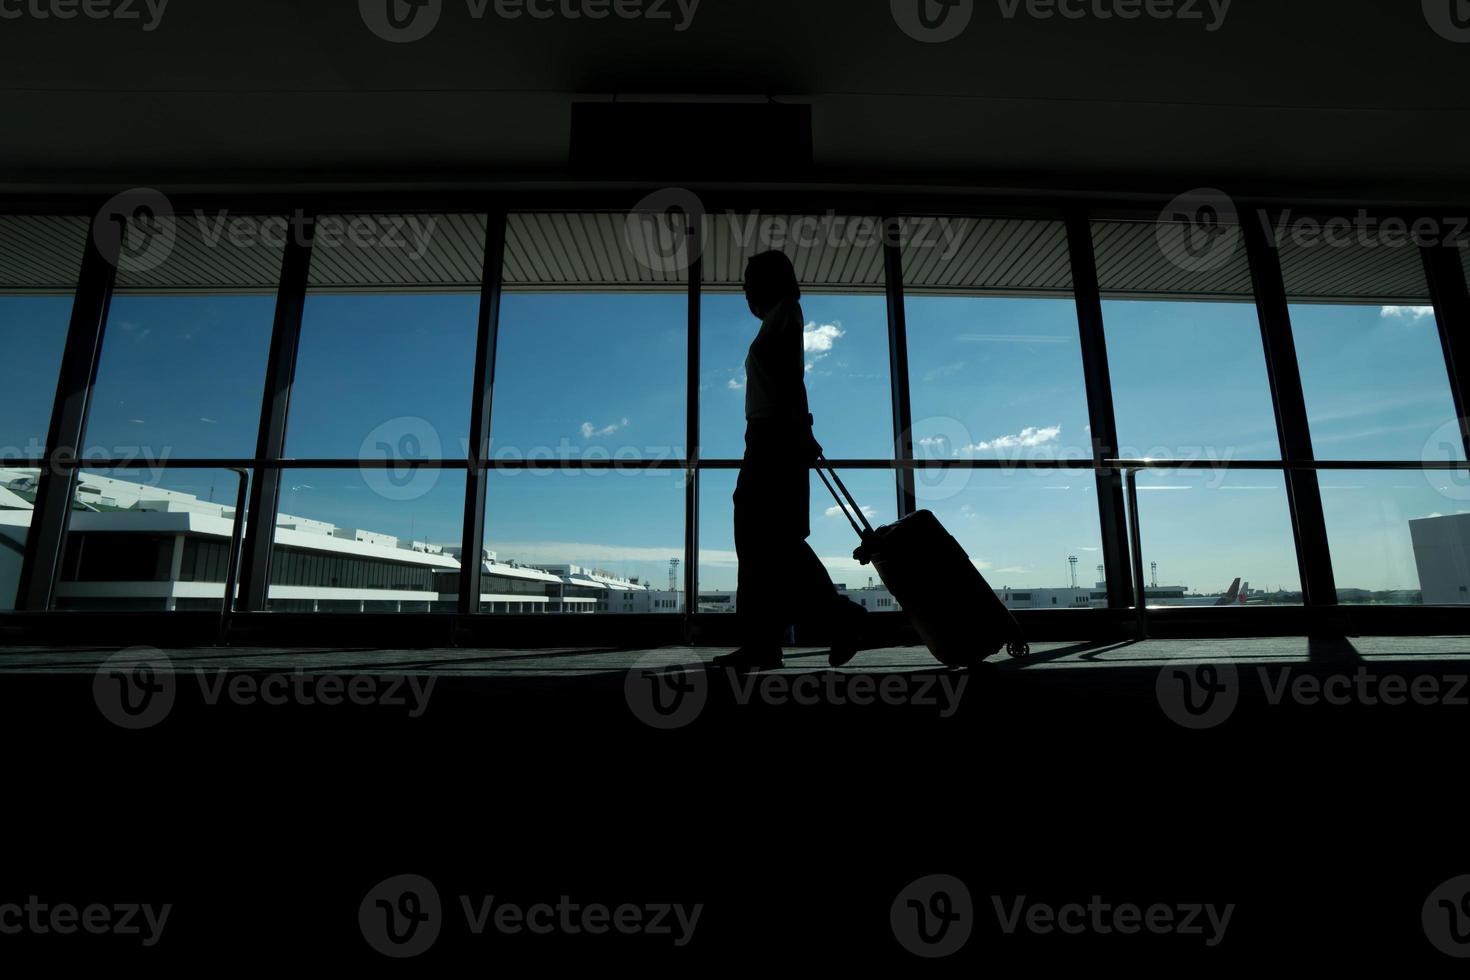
[360, 0, 443, 43]
[891, 0, 974, 43]
[1424, 0, 1470, 42]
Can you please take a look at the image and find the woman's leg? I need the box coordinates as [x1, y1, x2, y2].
[789, 540, 844, 610]
[733, 467, 785, 650]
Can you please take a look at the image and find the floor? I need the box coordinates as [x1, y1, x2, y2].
[1, 635, 1467, 675]
[4, 636, 1469, 967]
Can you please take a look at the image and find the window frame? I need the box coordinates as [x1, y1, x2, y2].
[4, 192, 1467, 640]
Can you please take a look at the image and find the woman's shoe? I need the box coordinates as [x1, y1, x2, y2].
[712, 646, 784, 672]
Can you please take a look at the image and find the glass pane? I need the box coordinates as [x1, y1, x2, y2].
[1091, 217, 1279, 460]
[0, 466, 42, 610]
[492, 294, 687, 461]
[267, 468, 466, 613]
[1103, 300, 1279, 460]
[701, 213, 892, 460]
[1320, 470, 1470, 605]
[87, 213, 285, 460]
[1131, 469, 1302, 606]
[493, 213, 688, 462]
[916, 468, 1105, 608]
[908, 296, 1090, 462]
[53, 467, 246, 611]
[904, 217, 1088, 462]
[0, 218, 86, 453]
[696, 470, 739, 611]
[1, 296, 75, 457]
[287, 213, 486, 459]
[481, 467, 685, 614]
[1279, 225, 1460, 461]
[1290, 303, 1462, 461]
[0, 215, 88, 610]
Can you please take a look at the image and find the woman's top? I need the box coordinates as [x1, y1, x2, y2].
[744, 297, 810, 421]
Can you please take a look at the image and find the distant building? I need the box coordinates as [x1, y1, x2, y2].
[1411, 513, 1470, 605]
[0, 466, 1335, 614]
[0, 468, 680, 614]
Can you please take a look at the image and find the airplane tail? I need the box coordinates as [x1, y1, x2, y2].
[1214, 577, 1242, 606]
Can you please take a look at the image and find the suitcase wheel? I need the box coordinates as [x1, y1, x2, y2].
[1006, 641, 1030, 659]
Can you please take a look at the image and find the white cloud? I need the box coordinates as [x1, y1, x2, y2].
[803, 322, 844, 355]
[579, 417, 630, 440]
[917, 436, 951, 453]
[1381, 306, 1434, 320]
[825, 503, 877, 520]
[803, 322, 845, 372]
[727, 377, 745, 391]
[961, 425, 1062, 454]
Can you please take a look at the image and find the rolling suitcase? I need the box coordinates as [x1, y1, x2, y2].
[816, 458, 1030, 668]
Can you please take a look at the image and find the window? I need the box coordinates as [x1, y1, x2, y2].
[268, 214, 485, 611]
[53, 467, 246, 612]
[1280, 230, 1461, 461]
[87, 212, 283, 459]
[901, 216, 1105, 611]
[1093, 218, 1280, 460]
[494, 214, 687, 461]
[0, 216, 87, 609]
[1090, 214, 1310, 607]
[268, 469, 465, 613]
[701, 213, 892, 460]
[906, 217, 1091, 463]
[917, 470, 1105, 601]
[482, 468, 684, 614]
[1129, 469, 1302, 606]
[478, 213, 690, 613]
[66, 214, 285, 612]
[1275, 222, 1464, 605]
[0, 217, 85, 457]
[1320, 471, 1469, 605]
[286, 213, 486, 460]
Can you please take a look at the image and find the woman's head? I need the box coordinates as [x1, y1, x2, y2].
[743, 250, 801, 318]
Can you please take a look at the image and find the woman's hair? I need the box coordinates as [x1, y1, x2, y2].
[744, 250, 801, 311]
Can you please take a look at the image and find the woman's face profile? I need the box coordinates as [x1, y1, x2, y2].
[743, 280, 763, 320]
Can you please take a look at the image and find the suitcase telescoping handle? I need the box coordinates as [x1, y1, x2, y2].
[815, 455, 875, 539]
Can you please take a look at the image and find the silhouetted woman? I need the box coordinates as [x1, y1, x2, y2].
[713, 250, 867, 672]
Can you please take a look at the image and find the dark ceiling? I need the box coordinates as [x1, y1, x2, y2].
[3, 0, 1469, 203]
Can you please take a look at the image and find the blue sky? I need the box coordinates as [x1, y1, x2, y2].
[3, 287, 1465, 596]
